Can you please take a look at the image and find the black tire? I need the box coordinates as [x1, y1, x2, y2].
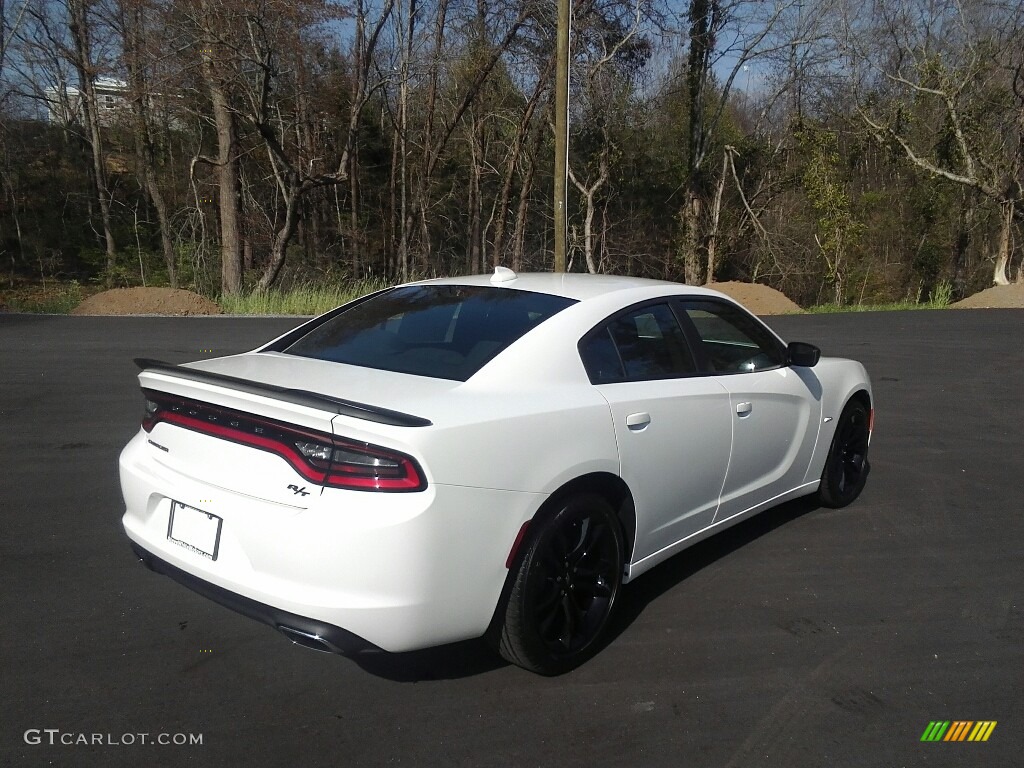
[497, 493, 624, 675]
[818, 399, 871, 508]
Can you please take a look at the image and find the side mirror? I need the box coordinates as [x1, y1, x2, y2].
[787, 341, 820, 368]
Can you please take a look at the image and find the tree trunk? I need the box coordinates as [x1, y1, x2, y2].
[210, 89, 243, 294]
[388, 127, 399, 277]
[492, 58, 551, 265]
[678, 0, 720, 284]
[68, 0, 117, 282]
[410, 0, 447, 274]
[992, 200, 1014, 285]
[198, 3, 244, 294]
[833, 244, 844, 304]
[512, 128, 542, 271]
[349, 141, 360, 276]
[599, 199, 609, 273]
[582, 188, 597, 273]
[147, 176, 176, 287]
[705, 147, 729, 284]
[468, 112, 484, 273]
[121, 2, 176, 287]
[257, 181, 302, 291]
[347, 0, 366, 277]
[951, 192, 973, 298]
[397, 0, 411, 280]
[681, 188, 703, 284]
[569, 136, 611, 275]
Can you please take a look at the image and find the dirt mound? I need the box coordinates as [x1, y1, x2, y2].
[951, 282, 1024, 309]
[72, 287, 221, 316]
[707, 281, 803, 315]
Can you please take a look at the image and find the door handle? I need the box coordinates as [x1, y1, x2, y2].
[625, 412, 651, 431]
[736, 402, 753, 417]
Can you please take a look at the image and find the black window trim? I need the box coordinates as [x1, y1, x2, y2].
[577, 297, 704, 385]
[578, 295, 793, 385]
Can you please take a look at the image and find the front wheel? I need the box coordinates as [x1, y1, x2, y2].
[818, 399, 870, 508]
[497, 493, 624, 675]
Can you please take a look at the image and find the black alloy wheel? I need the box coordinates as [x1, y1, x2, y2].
[819, 399, 870, 508]
[497, 493, 624, 675]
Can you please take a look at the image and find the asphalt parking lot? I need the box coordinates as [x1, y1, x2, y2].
[1, 309, 1021, 767]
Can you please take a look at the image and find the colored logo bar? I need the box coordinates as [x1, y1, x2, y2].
[921, 721, 996, 742]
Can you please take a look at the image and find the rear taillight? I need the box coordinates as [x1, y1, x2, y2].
[141, 390, 425, 492]
[291, 437, 424, 491]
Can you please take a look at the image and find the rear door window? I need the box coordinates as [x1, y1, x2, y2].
[579, 303, 696, 383]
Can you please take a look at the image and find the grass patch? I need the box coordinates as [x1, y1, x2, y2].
[0, 282, 91, 313]
[809, 280, 954, 313]
[218, 278, 390, 315]
[807, 300, 952, 314]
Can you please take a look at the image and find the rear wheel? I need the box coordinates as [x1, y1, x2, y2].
[818, 399, 870, 508]
[498, 493, 624, 675]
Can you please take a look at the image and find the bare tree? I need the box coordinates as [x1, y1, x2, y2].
[675, 0, 827, 284]
[18, 0, 121, 278]
[841, 0, 1024, 285]
[1, 1, 29, 89]
[237, 0, 394, 290]
[177, 0, 245, 294]
[114, 0, 178, 286]
[394, 0, 414, 279]
[396, 0, 530, 274]
[565, 0, 644, 274]
[491, 55, 552, 265]
[74, 0, 121, 279]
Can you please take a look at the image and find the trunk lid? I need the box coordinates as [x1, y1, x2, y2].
[137, 352, 441, 504]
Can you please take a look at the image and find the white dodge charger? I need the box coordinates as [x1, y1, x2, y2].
[120, 269, 872, 674]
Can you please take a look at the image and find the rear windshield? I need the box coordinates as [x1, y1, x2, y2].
[282, 285, 576, 381]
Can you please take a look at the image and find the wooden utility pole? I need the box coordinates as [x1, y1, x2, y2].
[553, 0, 569, 271]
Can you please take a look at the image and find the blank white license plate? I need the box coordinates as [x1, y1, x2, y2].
[168, 501, 223, 560]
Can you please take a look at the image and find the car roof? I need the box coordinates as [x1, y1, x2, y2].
[411, 270, 729, 303]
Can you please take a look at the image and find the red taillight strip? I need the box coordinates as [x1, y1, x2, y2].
[143, 393, 426, 492]
[326, 470, 423, 491]
[156, 409, 329, 484]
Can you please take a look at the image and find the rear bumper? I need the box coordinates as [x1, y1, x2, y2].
[120, 431, 546, 653]
[130, 542, 376, 655]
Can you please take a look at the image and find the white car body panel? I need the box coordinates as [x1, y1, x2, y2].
[713, 365, 821, 521]
[120, 272, 873, 655]
[625, 479, 822, 580]
[597, 377, 732, 562]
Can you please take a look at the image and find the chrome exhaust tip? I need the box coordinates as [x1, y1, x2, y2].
[277, 625, 344, 654]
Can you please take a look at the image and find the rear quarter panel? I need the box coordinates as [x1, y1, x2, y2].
[346, 383, 619, 495]
[374, 299, 626, 495]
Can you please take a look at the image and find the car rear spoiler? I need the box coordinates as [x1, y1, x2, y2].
[134, 358, 432, 428]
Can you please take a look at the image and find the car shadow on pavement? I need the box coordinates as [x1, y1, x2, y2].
[606, 496, 823, 644]
[348, 496, 822, 682]
[350, 638, 506, 682]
